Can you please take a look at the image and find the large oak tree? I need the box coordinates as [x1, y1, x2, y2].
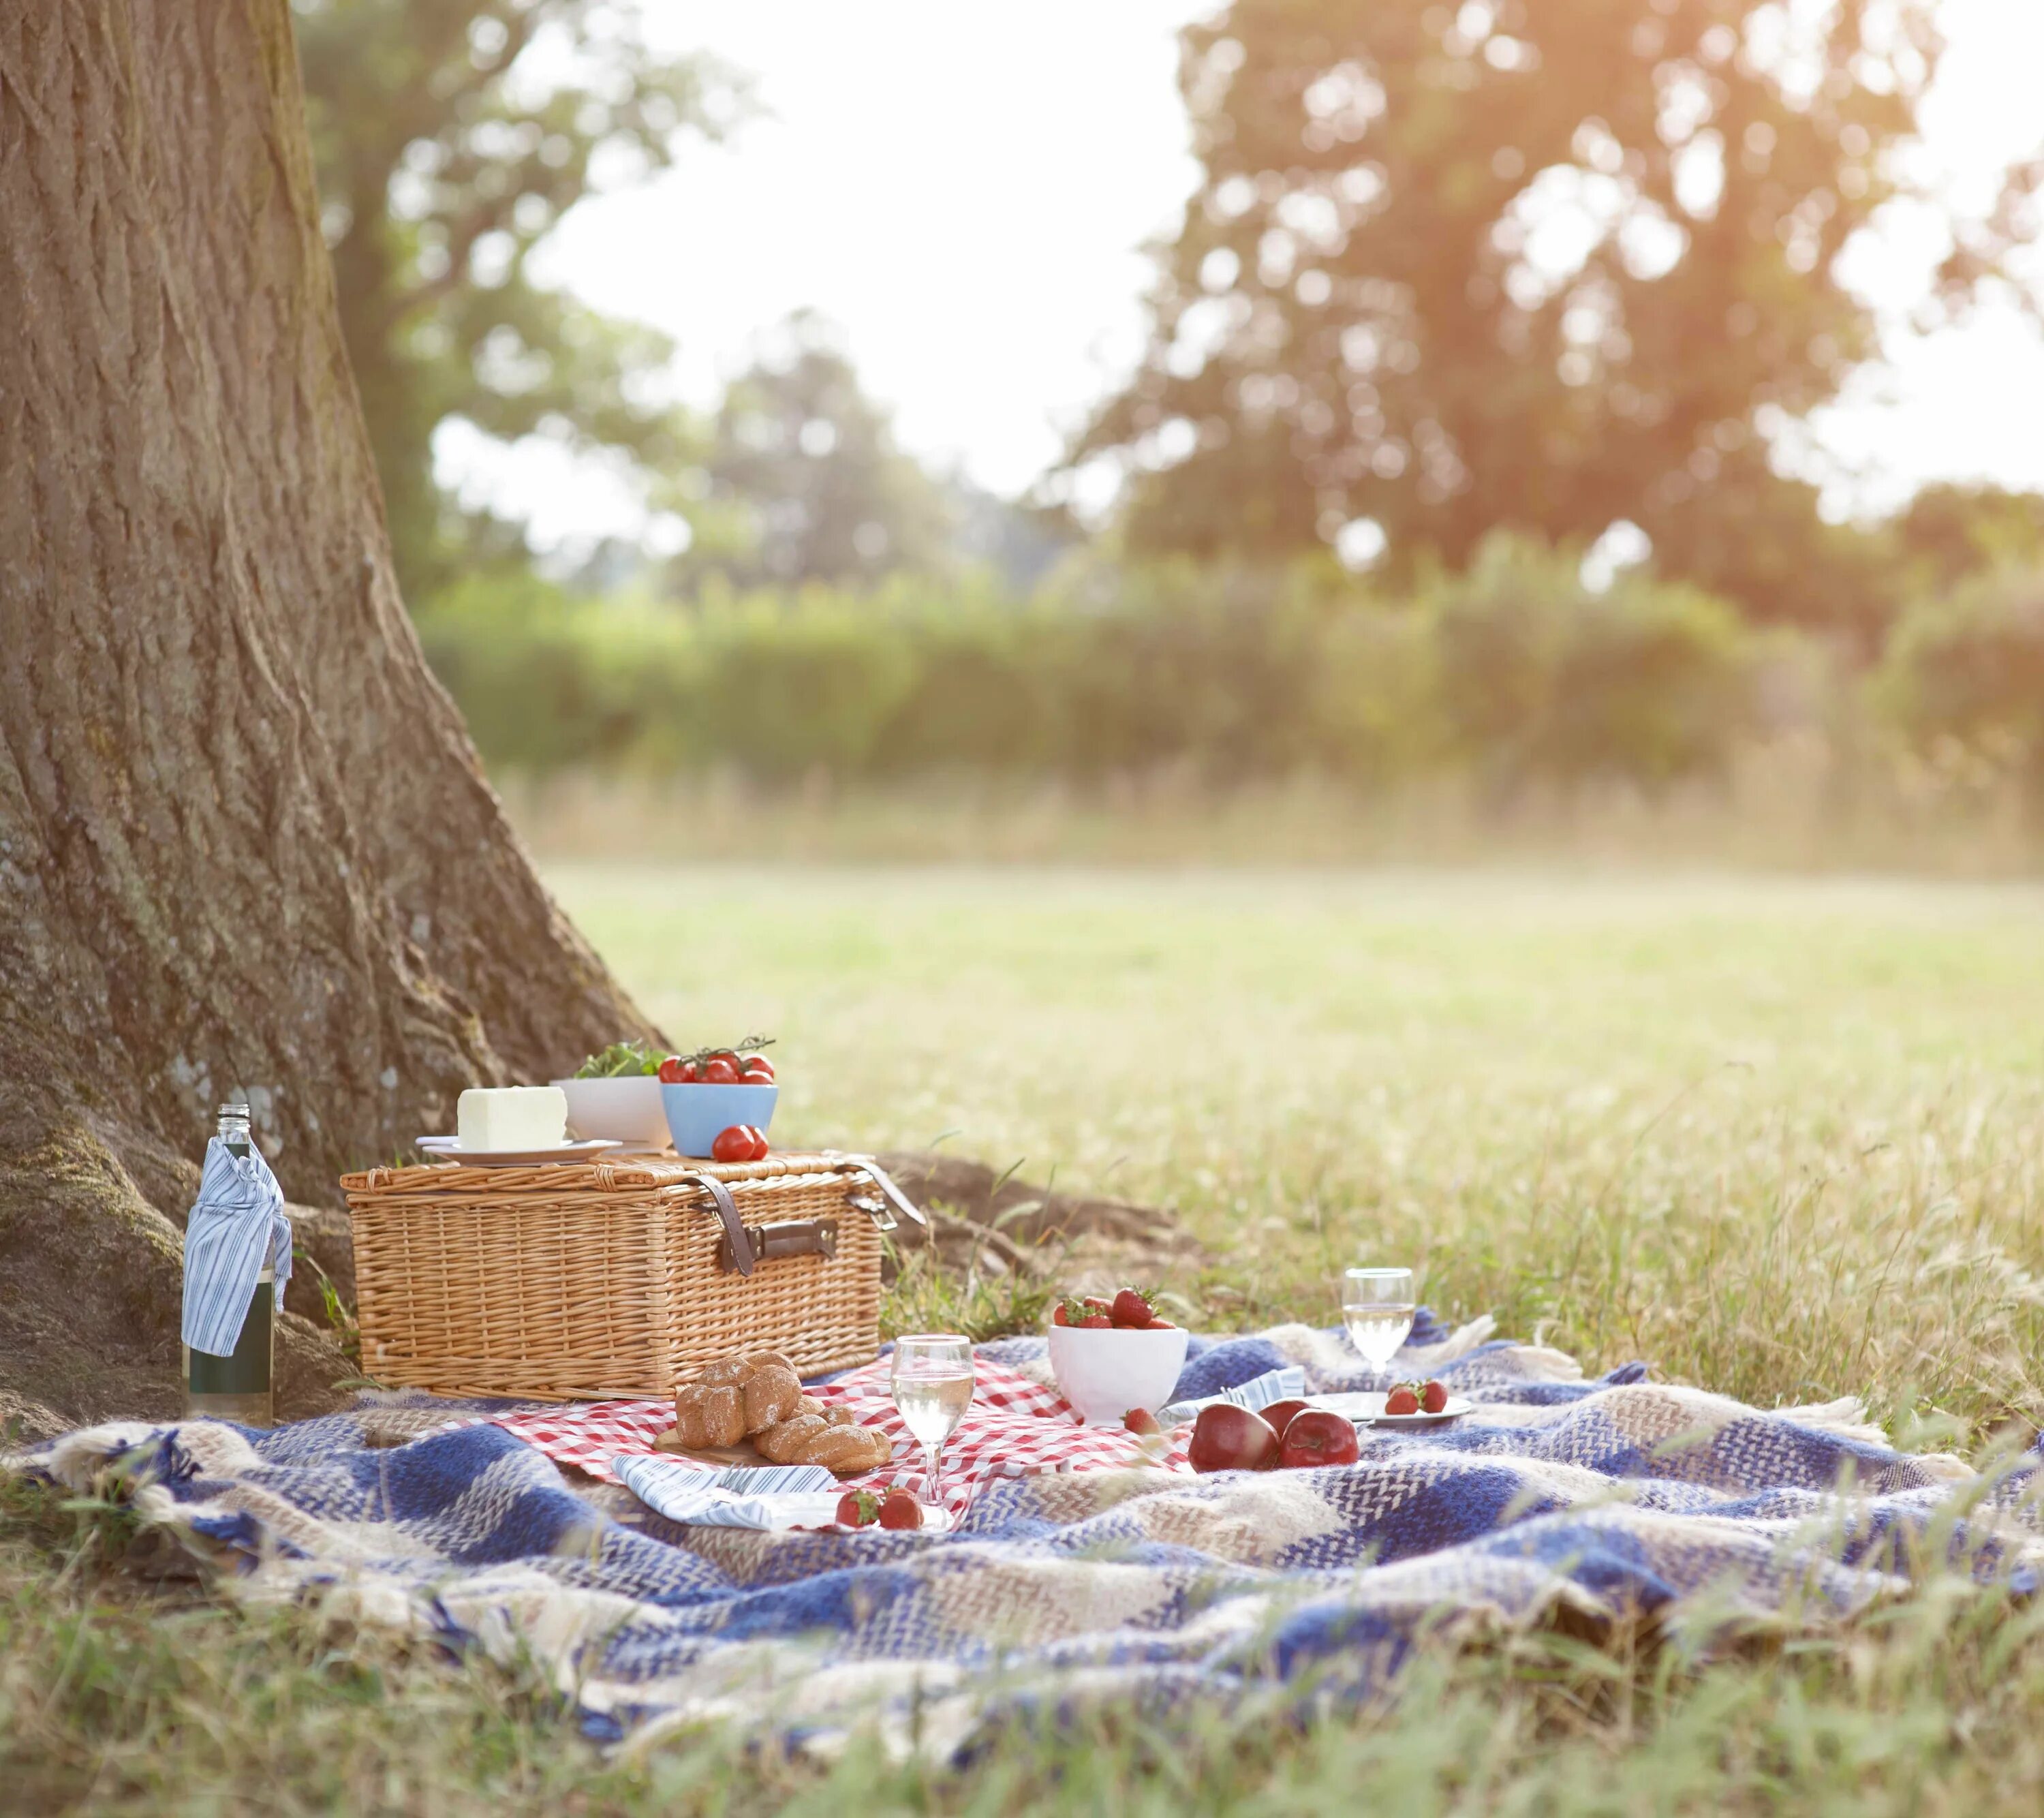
[296, 0, 743, 600]
[1071, 0, 2034, 635]
[0, 0, 657, 1434]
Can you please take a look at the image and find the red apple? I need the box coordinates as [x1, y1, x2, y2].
[1278, 1409, 1361, 1470]
[1188, 1404, 1281, 1473]
[1260, 1398, 1311, 1438]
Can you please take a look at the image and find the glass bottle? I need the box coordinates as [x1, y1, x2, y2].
[183, 1102, 276, 1427]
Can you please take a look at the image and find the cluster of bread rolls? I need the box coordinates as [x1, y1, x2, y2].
[667, 1351, 801, 1447]
[657, 1350, 893, 1475]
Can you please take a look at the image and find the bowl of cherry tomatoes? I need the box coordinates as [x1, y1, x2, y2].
[659, 1044, 779, 1159]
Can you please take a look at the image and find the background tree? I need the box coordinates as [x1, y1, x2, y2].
[1071, 0, 2028, 636]
[294, 0, 743, 598]
[0, 0, 658, 1434]
[1892, 483, 2044, 598]
[667, 311, 957, 592]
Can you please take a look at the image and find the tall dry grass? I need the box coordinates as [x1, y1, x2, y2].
[499, 739, 2043, 877]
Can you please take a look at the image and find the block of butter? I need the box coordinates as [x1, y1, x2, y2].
[457, 1085, 568, 1153]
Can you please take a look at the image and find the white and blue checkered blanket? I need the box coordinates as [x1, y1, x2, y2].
[22, 1313, 2044, 1758]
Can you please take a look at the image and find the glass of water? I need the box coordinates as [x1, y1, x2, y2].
[890, 1334, 975, 1507]
[1342, 1267, 1416, 1371]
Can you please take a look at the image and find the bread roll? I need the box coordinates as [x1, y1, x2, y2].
[672, 1350, 805, 1449]
[753, 1411, 893, 1474]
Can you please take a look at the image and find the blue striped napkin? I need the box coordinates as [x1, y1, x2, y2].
[1159, 1366, 1307, 1428]
[181, 1137, 294, 1357]
[612, 1453, 843, 1529]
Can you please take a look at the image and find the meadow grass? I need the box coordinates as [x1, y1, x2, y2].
[8, 863, 2044, 1812]
[563, 863, 2044, 1438]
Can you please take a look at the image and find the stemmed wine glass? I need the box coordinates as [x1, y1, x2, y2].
[890, 1334, 975, 1510]
[1342, 1267, 1416, 1372]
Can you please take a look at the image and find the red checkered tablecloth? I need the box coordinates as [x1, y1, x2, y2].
[491, 1355, 1191, 1517]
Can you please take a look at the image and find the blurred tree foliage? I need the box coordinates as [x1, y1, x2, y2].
[1072, 0, 2034, 638]
[1893, 484, 2044, 598]
[418, 547, 1756, 791]
[664, 311, 957, 591]
[1880, 566, 2044, 801]
[294, 0, 743, 598]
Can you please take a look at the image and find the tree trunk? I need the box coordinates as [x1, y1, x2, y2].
[0, 1, 658, 1437]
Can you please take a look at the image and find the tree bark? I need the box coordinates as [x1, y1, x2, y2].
[0, 1, 658, 1434]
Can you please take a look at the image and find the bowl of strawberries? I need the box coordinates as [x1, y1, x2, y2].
[1045, 1288, 1188, 1426]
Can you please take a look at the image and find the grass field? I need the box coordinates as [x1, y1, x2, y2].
[9, 863, 2044, 1812]
[563, 864, 2044, 1437]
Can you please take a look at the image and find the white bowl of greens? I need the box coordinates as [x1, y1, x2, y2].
[553, 1042, 672, 1151]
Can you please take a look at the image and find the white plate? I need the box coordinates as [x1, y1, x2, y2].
[416, 1135, 622, 1167]
[835, 1501, 955, 1535]
[1309, 1391, 1474, 1428]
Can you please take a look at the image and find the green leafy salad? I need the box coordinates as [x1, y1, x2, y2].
[572, 1040, 664, 1079]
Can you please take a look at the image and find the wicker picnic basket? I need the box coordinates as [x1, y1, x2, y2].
[340, 1152, 919, 1400]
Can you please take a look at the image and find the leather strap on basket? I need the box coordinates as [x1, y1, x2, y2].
[685, 1171, 756, 1276]
[843, 1157, 929, 1229]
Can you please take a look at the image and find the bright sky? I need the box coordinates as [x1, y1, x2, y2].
[438, 0, 2044, 555]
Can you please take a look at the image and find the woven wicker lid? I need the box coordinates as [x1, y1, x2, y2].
[338, 1150, 873, 1196]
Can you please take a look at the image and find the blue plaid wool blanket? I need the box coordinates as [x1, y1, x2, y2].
[21, 1312, 2044, 1759]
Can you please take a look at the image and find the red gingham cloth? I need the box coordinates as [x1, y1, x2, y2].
[491, 1355, 1191, 1518]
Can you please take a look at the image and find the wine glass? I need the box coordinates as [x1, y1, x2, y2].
[890, 1334, 975, 1508]
[1342, 1267, 1416, 1371]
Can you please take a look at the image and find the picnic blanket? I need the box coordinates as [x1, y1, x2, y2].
[489, 1344, 1218, 1513]
[20, 1314, 2044, 1761]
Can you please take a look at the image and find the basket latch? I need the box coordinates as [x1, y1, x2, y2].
[687, 1172, 756, 1276]
[846, 1190, 895, 1233]
[719, 1216, 837, 1274]
[844, 1158, 929, 1230]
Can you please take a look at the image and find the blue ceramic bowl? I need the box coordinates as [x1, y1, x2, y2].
[661, 1081, 779, 1158]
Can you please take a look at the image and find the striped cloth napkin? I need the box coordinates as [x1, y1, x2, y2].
[181, 1137, 294, 1357]
[610, 1454, 843, 1529]
[1159, 1366, 1307, 1427]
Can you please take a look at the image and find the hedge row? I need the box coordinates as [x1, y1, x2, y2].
[415, 541, 2044, 795]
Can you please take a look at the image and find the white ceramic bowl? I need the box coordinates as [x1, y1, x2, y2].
[1046, 1322, 1190, 1427]
[552, 1076, 672, 1150]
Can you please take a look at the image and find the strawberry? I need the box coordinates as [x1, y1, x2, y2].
[1384, 1385, 1420, 1416]
[1079, 1312, 1113, 1329]
[1053, 1295, 1118, 1330]
[878, 1487, 923, 1530]
[835, 1489, 880, 1528]
[1123, 1406, 1162, 1435]
[1111, 1287, 1156, 1328]
[1421, 1380, 1449, 1414]
[1142, 1318, 1176, 1330]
